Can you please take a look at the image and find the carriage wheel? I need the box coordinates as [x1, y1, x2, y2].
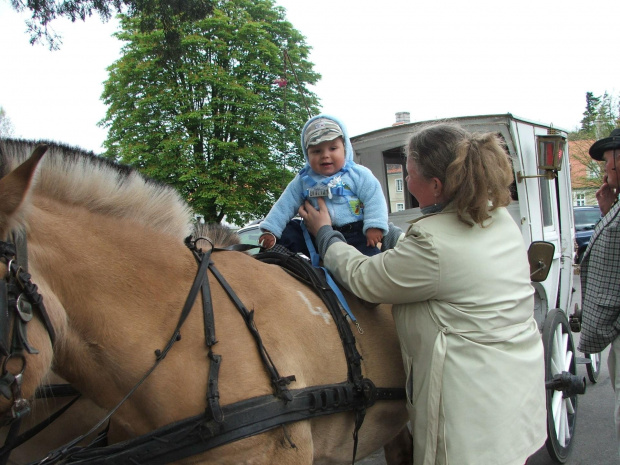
[542, 309, 578, 463]
[585, 352, 601, 383]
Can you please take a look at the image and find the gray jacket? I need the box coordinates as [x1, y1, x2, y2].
[578, 200, 620, 354]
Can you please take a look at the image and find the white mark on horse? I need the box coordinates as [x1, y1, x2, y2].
[297, 290, 331, 325]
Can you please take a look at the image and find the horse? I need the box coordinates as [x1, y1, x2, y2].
[0, 139, 410, 464]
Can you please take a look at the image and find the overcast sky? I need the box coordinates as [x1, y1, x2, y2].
[1, 0, 618, 153]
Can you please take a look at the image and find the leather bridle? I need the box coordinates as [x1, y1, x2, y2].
[0, 234, 57, 464]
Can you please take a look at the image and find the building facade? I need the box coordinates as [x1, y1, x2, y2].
[569, 139, 601, 206]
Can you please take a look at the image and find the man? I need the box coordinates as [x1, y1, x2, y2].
[578, 128, 620, 457]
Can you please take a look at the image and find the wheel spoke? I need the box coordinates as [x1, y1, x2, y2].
[558, 399, 567, 446]
[551, 328, 563, 375]
[561, 333, 572, 371]
[552, 391, 563, 434]
[564, 349, 573, 372]
[562, 400, 571, 444]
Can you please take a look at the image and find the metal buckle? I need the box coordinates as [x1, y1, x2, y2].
[308, 186, 330, 198]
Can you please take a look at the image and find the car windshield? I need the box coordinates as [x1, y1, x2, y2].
[236, 225, 262, 255]
[574, 208, 601, 230]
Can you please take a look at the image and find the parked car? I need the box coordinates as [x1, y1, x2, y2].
[236, 221, 262, 254]
[574, 206, 602, 263]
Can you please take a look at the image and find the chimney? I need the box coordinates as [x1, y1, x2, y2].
[393, 112, 410, 126]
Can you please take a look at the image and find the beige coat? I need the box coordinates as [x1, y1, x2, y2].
[324, 206, 546, 465]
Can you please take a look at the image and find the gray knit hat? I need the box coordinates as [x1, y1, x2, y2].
[303, 117, 343, 149]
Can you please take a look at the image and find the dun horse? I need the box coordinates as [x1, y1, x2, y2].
[0, 140, 410, 464]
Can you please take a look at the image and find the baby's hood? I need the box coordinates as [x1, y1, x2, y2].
[300, 114, 355, 171]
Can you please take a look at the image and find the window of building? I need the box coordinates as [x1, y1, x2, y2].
[574, 193, 585, 206]
[396, 203, 405, 211]
[586, 164, 601, 179]
[395, 178, 403, 192]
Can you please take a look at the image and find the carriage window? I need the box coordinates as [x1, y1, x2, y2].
[386, 164, 406, 213]
[383, 147, 417, 212]
[540, 177, 553, 227]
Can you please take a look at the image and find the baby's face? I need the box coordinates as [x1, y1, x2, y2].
[307, 137, 346, 176]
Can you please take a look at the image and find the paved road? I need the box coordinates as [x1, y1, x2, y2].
[357, 273, 618, 464]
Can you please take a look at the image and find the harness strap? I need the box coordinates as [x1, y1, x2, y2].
[299, 222, 358, 324]
[207, 263, 296, 402]
[253, 249, 366, 464]
[60, 382, 400, 465]
[10, 232, 28, 277]
[199, 260, 217, 347]
[0, 418, 21, 465]
[254, 250, 364, 389]
[206, 352, 223, 423]
[0, 392, 81, 458]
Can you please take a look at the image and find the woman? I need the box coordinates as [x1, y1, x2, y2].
[300, 123, 546, 465]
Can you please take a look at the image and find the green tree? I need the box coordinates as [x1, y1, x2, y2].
[578, 91, 600, 138]
[10, 0, 214, 49]
[0, 107, 15, 138]
[569, 91, 620, 190]
[597, 92, 620, 138]
[571, 91, 620, 141]
[100, 0, 320, 225]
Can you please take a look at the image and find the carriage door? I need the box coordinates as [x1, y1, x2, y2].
[539, 172, 561, 307]
[538, 135, 572, 311]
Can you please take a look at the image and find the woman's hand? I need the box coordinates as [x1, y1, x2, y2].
[298, 197, 332, 236]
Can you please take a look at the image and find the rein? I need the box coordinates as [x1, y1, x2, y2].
[21, 240, 405, 465]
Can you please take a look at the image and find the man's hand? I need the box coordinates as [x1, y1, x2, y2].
[596, 175, 618, 216]
[366, 228, 383, 248]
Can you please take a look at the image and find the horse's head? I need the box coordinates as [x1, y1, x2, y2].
[0, 145, 55, 423]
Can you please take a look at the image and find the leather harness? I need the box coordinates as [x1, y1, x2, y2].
[2, 237, 405, 465]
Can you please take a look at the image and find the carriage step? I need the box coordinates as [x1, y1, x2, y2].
[575, 357, 591, 365]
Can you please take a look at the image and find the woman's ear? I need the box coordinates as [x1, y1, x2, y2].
[432, 178, 443, 198]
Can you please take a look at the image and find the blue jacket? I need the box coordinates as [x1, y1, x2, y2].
[260, 114, 388, 238]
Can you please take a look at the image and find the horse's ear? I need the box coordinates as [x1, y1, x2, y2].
[0, 144, 48, 219]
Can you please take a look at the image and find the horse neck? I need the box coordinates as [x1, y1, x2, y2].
[26, 196, 196, 400]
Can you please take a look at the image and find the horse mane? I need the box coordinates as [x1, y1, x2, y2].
[192, 223, 242, 249]
[0, 138, 194, 239]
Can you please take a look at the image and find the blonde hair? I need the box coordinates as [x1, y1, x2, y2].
[407, 122, 514, 226]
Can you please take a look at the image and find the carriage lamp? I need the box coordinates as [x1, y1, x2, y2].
[517, 131, 566, 183]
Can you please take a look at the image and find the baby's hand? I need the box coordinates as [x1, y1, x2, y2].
[259, 232, 276, 249]
[366, 228, 383, 248]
